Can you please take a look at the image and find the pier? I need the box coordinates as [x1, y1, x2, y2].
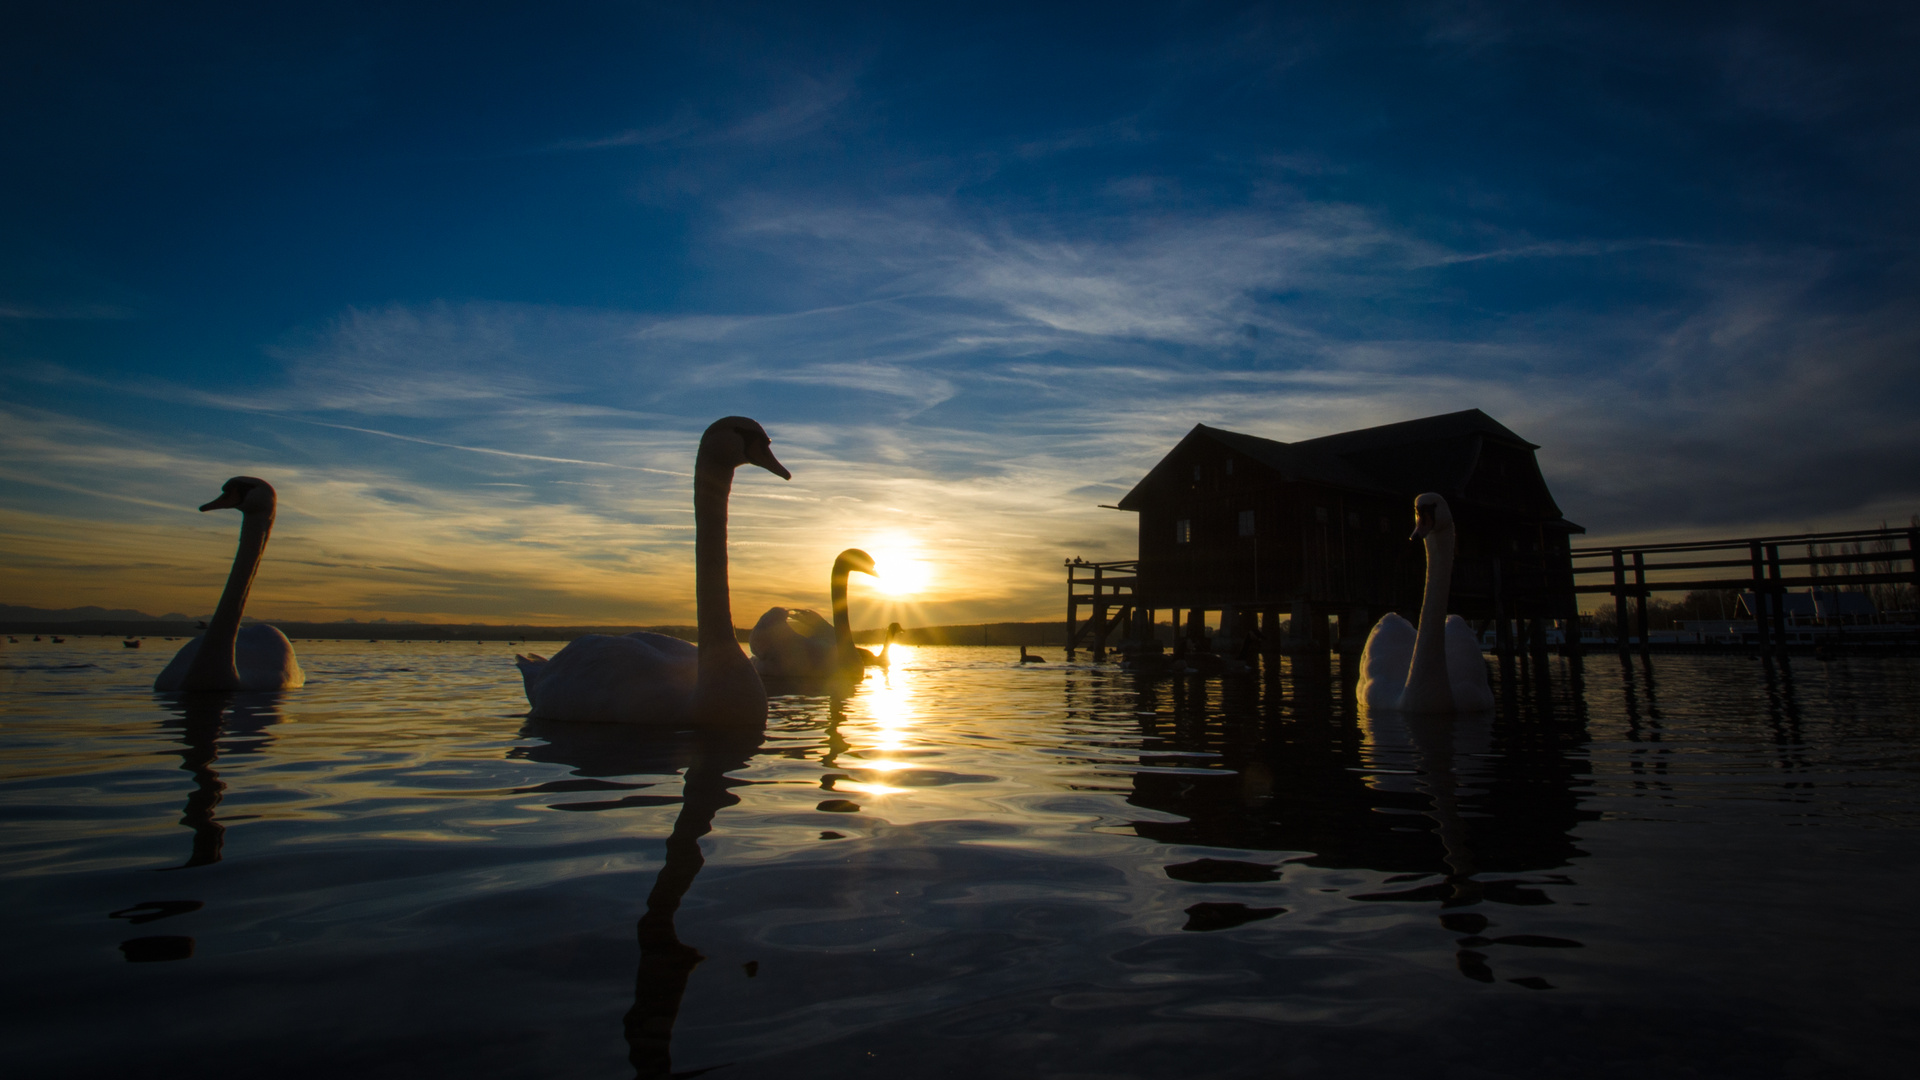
[1572, 524, 1920, 654]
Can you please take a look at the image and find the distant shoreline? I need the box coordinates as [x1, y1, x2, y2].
[0, 619, 1071, 646]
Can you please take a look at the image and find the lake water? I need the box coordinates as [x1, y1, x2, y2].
[3, 638, 1917, 1079]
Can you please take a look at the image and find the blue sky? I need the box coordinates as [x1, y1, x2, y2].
[4, 1, 1917, 624]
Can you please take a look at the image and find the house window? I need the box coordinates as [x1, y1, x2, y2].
[1238, 509, 1256, 537]
[1193, 465, 1203, 481]
[1176, 519, 1192, 544]
[1379, 516, 1390, 533]
[1224, 458, 1234, 475]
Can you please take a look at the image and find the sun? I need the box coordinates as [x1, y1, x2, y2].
[866, 538, 932, 597]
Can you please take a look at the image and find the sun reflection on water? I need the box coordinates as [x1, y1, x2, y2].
[827, 646, 921, 796]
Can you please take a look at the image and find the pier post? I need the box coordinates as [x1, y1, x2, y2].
[1064, 561, 1077, 658]
[1749, 542, 1769, 651]
[1612, 549, 1629, 655]
[1766, 544, 1786, 650]
[1633, 552, 1651, 656]
[1091, 564, 1107, 661]
[1289, 600, 1312, 658]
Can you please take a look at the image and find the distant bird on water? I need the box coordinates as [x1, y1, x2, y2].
[1018, 645, 1044, 664]
[515, 417, 789, 726]
[155, 477, 305, 692]
[1357, 493, 1495, 713]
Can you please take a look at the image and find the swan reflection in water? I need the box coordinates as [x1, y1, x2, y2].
[517, 661, 918, 1080]
[153, 692, 286, 869]
[514, 718, 752, 1079]
[1110, 659, 1592, 985]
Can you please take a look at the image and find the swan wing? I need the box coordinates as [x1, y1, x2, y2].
[1445, 615, 1496, 711]
[523, 633, 697, 724]
[750, 607, 839, 677]
[788, 608, 835, 641]
[1357, 613, 1416, 709]
[236, 624, 304, 690]
[751, 608, 820, 676]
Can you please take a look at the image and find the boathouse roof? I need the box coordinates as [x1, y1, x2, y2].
[1116, 408, 1579, 529]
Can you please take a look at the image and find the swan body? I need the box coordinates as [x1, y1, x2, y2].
[751, 549, 877, 680]
[1357, 492, 1494, 713]
[157, 625, 304, 692]
[518, 417, 789, 726]
[514, 632, 697, 726]
[155, 477, 304, 692]
[749, 607, 839, 677]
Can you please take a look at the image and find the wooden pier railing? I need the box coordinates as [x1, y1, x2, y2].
[1570, 524, 1920, 652]
[1064, 558, 1138, 659]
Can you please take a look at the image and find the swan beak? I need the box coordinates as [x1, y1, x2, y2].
[1410, 504, 1434, 540]
[199, 491, 245, 512]
[748, 444, 791, 480]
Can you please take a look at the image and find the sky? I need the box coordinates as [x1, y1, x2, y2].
[3, 1, 1918, 626]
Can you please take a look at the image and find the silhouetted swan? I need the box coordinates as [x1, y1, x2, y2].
[515, 417, 790, 725]
[1357, 493, 1495, 712]
[750, 548, 879, 680]
[863, 621, 903, 668]
[154, 477, 305, 692]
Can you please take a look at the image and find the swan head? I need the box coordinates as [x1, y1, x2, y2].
[702, 416, 791, 480]
[1409, 492, 1453, 540]
[199, 476, 276, 516]
[836, 548, 878, 577]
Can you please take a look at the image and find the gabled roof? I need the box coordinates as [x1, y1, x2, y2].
[1115, 424, 1391, 511]
[1294, 408, 1537, 455]
[1115, 409, 1572, 524]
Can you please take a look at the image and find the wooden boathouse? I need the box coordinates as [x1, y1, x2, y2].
[1066, 409, 1583, 658]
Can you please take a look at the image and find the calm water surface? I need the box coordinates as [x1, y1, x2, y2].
[3, 639, 1918, 1078]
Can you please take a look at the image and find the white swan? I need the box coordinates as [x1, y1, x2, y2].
[750, 548, 877, 679]
[155, 477, 305, 692]
[514, 417, 789, 726]
[1357, 492, 1495, 712]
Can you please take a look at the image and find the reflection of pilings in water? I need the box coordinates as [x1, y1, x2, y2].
[1759, 656, 1809, 772]
[623, 726, 764, 1080]
[161, 698, 231, 870]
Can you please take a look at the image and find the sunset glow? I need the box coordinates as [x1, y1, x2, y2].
[3, 7, 1914, 629]
[868, 541, 934, 599]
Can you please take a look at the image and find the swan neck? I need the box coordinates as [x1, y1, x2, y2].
[1403, 528, 1456, 707]
[1416, 529, 1454, 641]
[692, 453, 739, 657]
[829, 557, 853, 649]
[188, 508, 272, 687]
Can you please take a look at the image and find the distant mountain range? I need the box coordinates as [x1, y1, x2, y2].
[0, 604, 195, 622]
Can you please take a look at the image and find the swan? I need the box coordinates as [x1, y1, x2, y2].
[750, 548, 878, 679]
[864, 621, 903, 668]
[155, 477, 305, 692]
[515, 416, 790, 726]
[1357, 492, 1495, 713]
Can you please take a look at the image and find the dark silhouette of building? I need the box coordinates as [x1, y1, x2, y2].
[1073, 409, 1582, 656]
